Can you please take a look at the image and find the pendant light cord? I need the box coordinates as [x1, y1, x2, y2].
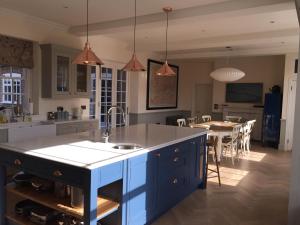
[133, 0, 137, 53]
[86, 0, 89, 44]
[165, 11, 169, 62]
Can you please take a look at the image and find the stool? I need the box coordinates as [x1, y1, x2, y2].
[205, 136, 221, 187]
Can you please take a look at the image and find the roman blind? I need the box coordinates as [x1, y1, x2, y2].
[0, 35, 33, 69]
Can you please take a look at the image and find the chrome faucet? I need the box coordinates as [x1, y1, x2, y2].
[103, 105, 126, 142]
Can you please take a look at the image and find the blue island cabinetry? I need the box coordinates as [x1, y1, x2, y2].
[125, 135, 206, 225]
[0, 134, 206, 225]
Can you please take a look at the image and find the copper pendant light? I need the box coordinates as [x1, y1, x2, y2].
[73, 0, 104, 66]
[122, 0, 145, 71]
[156, 7, 176, 76]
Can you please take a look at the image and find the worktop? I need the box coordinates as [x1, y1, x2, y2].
[0, 124, 207, 169]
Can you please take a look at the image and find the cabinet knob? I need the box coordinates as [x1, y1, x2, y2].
[173, 157, 179, 162]
[155, 153, 161, 157]
[191, 141, 195, 145]
[174, 148, 180, 153]
[14, 159, 22, 166]
[173, 178, 178, 184]
[53, 170, 63, 177]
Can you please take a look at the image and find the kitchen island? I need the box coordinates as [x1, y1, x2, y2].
[0, 124, 207, 225]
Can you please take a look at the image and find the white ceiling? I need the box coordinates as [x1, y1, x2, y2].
[0, 0, 231, 26]
[0, 0, 298, 58]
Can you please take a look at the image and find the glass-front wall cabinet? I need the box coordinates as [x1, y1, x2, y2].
[76, 65, 87, 93]
[41, 44, 91, 98]
[56, 55, 70, 93]
[75, 64, 90, 97]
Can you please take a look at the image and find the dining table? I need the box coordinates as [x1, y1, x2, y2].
[190, 121, 240, 162]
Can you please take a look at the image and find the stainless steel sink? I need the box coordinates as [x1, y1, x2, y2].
[112, 144, 142, 150]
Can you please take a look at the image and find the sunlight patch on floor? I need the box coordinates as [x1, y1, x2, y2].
[221, 151, 266, 162]
[239, 151, 267, 162]
[207, 166, 249, 186]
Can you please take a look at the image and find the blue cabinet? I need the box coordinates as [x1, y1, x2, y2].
[125, 134, 207, 225]
[125, 153, 158, 225]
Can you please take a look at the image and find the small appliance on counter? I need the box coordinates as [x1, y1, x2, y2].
[47, 106, 70, 121]
[47, 112, 56, 120]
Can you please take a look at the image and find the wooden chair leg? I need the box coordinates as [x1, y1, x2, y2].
[214, 146, 221, 187]
[205, 147, 209, 188]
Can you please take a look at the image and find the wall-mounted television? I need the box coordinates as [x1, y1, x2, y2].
[226, 83, 263, 103]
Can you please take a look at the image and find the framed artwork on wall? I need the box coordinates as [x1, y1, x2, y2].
[146, 59, 179, 110]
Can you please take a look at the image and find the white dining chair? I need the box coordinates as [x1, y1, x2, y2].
[222, 124, 241, 165]
[202, 115, 212, 122]
[187, 117, 197, 125]
[225, 116, 242, 123]
[177, 118, 186, 127]
[243, 120, 256, 153]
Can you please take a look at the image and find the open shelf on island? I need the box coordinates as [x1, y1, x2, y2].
[6, 185, 120, 220]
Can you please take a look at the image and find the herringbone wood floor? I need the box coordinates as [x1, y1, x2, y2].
[152, 145, 291, 225]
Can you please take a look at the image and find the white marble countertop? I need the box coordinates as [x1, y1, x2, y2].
[0, 124, 207, 170]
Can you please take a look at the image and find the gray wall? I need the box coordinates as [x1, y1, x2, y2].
[288, 1, 300, 223]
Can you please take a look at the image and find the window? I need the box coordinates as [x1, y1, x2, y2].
[0, 66, 29, 111]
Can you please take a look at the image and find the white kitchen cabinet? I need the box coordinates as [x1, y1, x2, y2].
[40, 44, 91, 99]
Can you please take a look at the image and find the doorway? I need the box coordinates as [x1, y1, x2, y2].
[193, 84, 213, 116]
[286, 76, 297, 150]
[99, 65, 129, 129]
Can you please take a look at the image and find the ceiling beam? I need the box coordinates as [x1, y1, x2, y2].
[167, 46, 297, 59]
[166, 28, 299, 51]
[69, 0, 295, 36]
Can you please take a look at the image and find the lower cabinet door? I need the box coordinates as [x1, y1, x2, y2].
[189, 136, 206, 188]
[156, 168, 188, 213]
[126, 153, 157, 225]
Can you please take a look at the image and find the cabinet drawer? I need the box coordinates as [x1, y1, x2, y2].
[158, 142, 191, 171]
[161, 174, 187, 192]
[56, 123, 77, 135]
[76, 121, 98, 133]
[159, 152, 188, 171]
[0, 149, 87, 187]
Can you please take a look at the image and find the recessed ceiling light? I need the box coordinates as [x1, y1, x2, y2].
[63, 5, 69, 9]
[201, 29, 206, 32]
[270, 20, 275, 24]
[281, 41, 285, 44]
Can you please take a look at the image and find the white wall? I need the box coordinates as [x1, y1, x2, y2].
[212, 55, 285, 112]
[170, 59, 214, 112]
